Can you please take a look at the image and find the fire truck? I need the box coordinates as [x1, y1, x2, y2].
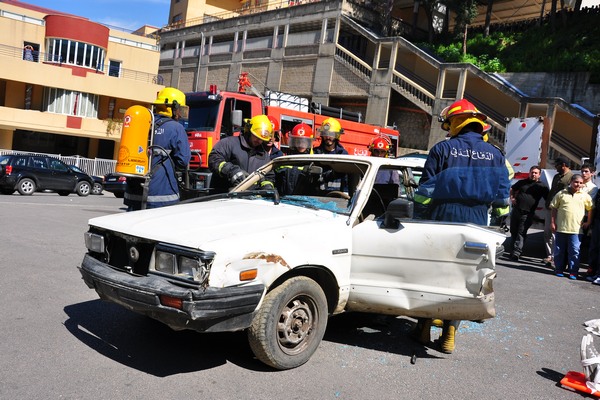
[183, 73, 400, 191]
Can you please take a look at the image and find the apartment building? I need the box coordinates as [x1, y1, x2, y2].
[0, 0, 163, 159]
[158, 0, 595, 165]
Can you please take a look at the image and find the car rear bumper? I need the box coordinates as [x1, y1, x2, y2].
[0, 175, 17, 189]
[79, 254, 264, 332]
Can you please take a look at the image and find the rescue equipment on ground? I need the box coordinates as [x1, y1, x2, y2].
[560, 319, 600, 396]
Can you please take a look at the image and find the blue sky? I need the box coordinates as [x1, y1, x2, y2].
[22, 0, 171, 31]
[18, 0, 600, 32]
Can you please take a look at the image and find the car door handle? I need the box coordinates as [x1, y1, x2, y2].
[463, 241, 489, 254]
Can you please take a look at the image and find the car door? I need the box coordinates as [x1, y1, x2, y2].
[349, 216, 504, 321]
[28, 156, 52, 189]
[47, 158, 75, 191]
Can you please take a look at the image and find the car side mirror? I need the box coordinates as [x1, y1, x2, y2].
[382, 198, 413, 229]
[231, 110, 243, 128]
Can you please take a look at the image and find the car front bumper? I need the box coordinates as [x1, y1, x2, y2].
[79, 254, 264, 332]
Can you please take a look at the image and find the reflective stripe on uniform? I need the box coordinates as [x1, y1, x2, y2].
[147, 193, 180, 203]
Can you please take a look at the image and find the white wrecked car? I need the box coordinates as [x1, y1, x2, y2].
[79, 154, 505, 370]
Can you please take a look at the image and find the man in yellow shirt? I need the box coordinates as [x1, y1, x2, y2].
[550, 174, 594, 279]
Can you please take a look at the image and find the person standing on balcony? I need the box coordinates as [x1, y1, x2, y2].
[23, 45, 34, 61]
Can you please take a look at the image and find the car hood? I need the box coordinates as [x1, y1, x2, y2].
[89, 198, 347, 249]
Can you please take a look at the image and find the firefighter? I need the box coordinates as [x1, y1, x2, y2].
[369, 136, 399, 185]
[314, 117, 348, 155]
[265, 115, 283, 160]
[413, 99, 510, 354]
[286, 123, 314, 155]
[368, 136, 391, 158]
[275, 123, 315, 195]
[123, 87, 191, 211]
[315, 117, 348, 192]
[208, 114, 274, 193]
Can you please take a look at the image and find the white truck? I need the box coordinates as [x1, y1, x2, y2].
[504, 117, 599, 228]
[79, 154, 506, 370]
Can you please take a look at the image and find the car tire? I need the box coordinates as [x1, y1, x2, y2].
[92, 182, 103, 195]
[17, 178, 36, 195]
[248, 276, 328, 370]
[76, 181, 91, 197]
[114, 192, 124, 198]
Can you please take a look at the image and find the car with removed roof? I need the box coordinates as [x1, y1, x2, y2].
[79, 154, 505, 370]
[0, 153, 94, 196]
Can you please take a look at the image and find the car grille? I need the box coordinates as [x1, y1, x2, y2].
[104, 232, 155, 275]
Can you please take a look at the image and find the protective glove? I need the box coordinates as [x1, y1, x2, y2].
[259, 179, 275, 190]
[221, 162, 249, 186]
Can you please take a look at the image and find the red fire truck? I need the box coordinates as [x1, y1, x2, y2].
[183, 74, 400, 190]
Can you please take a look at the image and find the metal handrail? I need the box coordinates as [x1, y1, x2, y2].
[0, 43, 162, 85]
[334, 44, 372, 82]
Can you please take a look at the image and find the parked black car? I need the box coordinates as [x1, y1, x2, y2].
[103, 172, 126, 198]
[68, 165, 103, 195]
[0, 154, 94, 196]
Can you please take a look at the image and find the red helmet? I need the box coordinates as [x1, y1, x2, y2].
[267, 115, 280, 133]
[440, 99, 487, 136]
[368, 136, 391, 157]
[289, 123, 314, 150]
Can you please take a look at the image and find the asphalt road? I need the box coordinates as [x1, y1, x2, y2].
[1, 192, 598, 399]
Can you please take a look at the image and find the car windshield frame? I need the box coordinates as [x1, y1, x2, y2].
[229, 156, 371, 217]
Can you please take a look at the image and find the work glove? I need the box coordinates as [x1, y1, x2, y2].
[259, 179, 275, 190]
[220, 162, 249, 186]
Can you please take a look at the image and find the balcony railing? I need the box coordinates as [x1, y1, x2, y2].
[161, 0, 325, 31]
[0, 43, 162, 85]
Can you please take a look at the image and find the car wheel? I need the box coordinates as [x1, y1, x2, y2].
[17, 178, 36, 195]
[114, 192, 124, 198]
[248, 276, 328, 370]
[76, 181, 91, 197]
[92, 182, 103, 195]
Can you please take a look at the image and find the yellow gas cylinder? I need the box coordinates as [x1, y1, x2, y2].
[115, 105, 152, 176]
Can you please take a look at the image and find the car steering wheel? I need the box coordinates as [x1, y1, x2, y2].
[326, 191, 350, 200]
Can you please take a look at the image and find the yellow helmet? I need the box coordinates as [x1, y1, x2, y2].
[319, 117, 344, 140]
[245, 115, 273, 142]
[440, 99, 487, 137]
[154, 87, 187, 117]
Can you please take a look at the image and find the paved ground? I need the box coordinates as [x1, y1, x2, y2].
[1, 194, 599, 399]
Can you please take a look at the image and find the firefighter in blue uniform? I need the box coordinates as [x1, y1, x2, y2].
[124, 87, 191, 210]
[413, 99, 510, 354]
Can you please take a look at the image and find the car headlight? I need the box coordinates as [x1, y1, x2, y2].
[154, 244, 215, 283]
[84, 232, 105, 253]
[156, 251, 176, 274]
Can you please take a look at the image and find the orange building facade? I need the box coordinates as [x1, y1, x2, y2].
[0, 0, 163, 159]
